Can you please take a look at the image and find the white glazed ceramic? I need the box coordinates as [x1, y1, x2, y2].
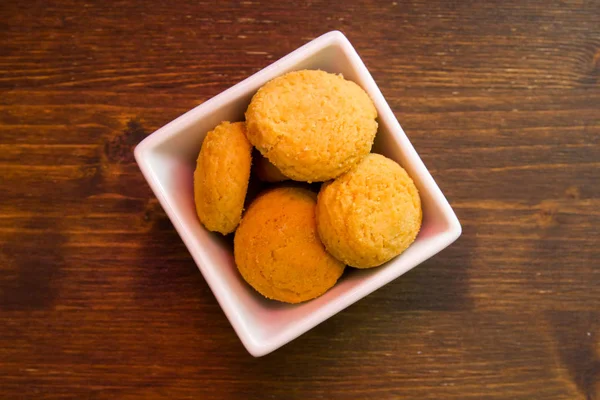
[134, 31, 461, 357]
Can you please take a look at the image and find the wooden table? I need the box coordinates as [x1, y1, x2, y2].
[1, 1, 599, 398]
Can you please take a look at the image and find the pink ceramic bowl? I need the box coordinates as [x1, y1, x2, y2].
[135, 31, 461, 357]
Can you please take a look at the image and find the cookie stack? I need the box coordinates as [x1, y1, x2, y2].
[194, 70, 422, 304]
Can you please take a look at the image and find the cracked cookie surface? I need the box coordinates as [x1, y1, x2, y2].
[234, 187, 345, 303]
[316, 154, 422, 268]
[245, 69, 377, 182]
[194, 121, 252, 235]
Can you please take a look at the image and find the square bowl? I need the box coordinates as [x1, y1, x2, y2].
[134, 31, 461, 357]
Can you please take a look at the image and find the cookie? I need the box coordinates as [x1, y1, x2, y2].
[234, 187, 345, 303]
[245, 70, 377, 182]
[316, 154, 422, 268]
[194, 121, 252, 235]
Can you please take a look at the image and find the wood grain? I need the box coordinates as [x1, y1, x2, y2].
[1, 0, 599, 398]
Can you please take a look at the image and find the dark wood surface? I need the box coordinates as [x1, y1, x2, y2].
[1, 0, 599, 398]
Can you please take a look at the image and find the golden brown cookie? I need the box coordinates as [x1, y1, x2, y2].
[234, 187, 345, 303]
[194, 121, 252, 235]
[316, 154, 422, 268]
[245, 69, 378, 182]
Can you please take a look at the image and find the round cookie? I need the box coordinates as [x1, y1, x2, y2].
[194, 121, 252, 235]
[316, 154, 422, 268]
[245, 69, 378, 182]
[234, 187, 345, 303]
